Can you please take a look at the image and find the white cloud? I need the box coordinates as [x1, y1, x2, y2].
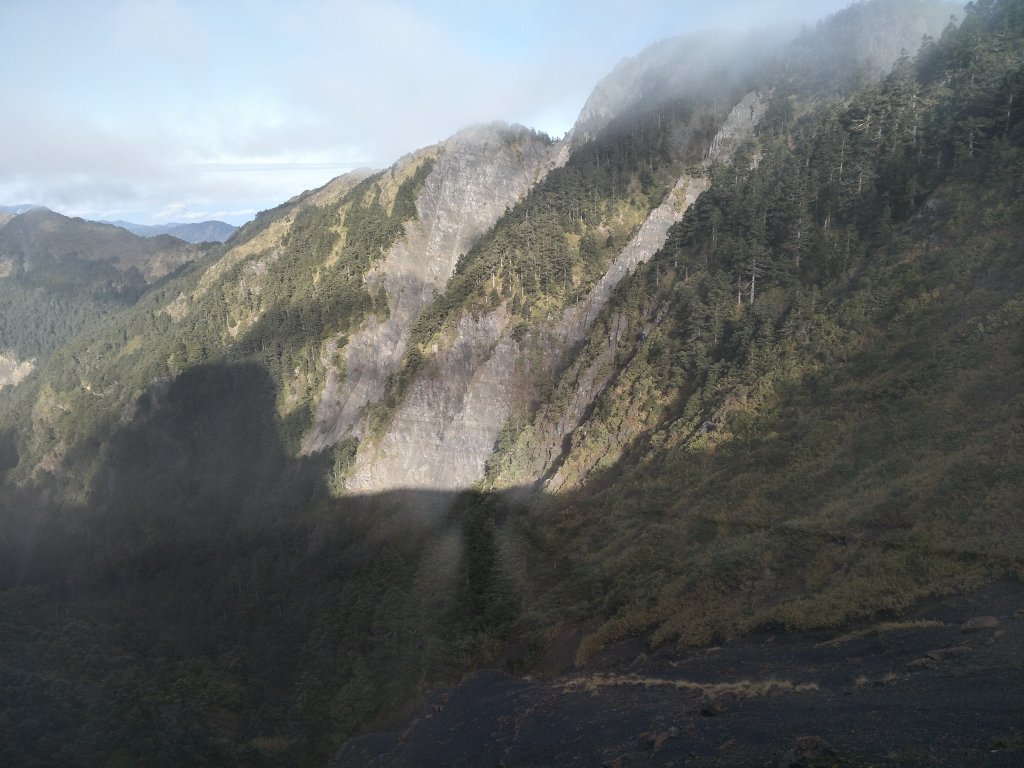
[0, 0, 857, 225]
[111, 0, 210, 60]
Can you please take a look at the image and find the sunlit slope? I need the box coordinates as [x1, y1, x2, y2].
[1, 125, 558, 496]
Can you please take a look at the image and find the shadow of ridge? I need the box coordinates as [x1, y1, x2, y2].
[0, 363, 539, 767]
[94, 361, 464, 512]
[3, 342, 1022, 768]
[12, 359, 532, 590]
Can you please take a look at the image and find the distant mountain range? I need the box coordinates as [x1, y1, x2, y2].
[0, 207, 200, 279]
[0, 205, 237, 244]
[103, 219, 238, 243]
[0, 206, 204, 366]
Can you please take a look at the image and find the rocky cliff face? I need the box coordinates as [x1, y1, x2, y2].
[486, 174, 711, 491]
[345, 304, 523, 491]
[705, 91, 768, 164]
[382, 91, 768, 496]
[303, 124, 560, 455]
[519, 93, 769, 492]
[347, 168, 715, 494]
[5, 5, 953, 497]
[556, 174, 711, 348]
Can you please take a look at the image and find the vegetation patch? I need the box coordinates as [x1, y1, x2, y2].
[561, 673, 820, 698]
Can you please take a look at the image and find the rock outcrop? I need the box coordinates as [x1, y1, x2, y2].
[344, 86, 772, 494]
[0, 353, 34, 390]
[346, 305, 523, 492]
[705, 91, 769, 165]
[349, 171, 711, 494]
[303, 124, 561, 455]
[487, 92, 770, 492]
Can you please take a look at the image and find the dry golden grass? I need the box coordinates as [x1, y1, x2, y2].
[853, 671, 901, 687]
[559, 673, 819, 698]
[818, 620, 945, 647]
[377, 147, 440, 217]
[192, 215, 295, 301]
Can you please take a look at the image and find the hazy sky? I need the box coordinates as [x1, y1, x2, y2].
[1, 0, 852, 225]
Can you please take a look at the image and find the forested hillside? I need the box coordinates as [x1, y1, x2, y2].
[0, 208, 200, 367]
[1, 1, 1021, 766]
[488, 0, 1024, 654]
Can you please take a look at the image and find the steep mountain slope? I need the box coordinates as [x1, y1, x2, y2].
[0, 124, 560, 497]
[482, 0, 1024, 656]
[0, 0, 957, 502]
[338, 100, 726, 493]
[302, 124, 560, 457]
[1, 1, 1019, 766]
[327, 0, 958, 496]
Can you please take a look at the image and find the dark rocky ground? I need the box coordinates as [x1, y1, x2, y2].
[334, 582, 1024, 767]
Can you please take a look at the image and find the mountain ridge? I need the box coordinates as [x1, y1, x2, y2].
[1, 1, 1021, 765]
[103, 219, 238, 244]
[0, 206, 202, 371]
[0, 206, 238, 243]
[0, 206, 194, 279]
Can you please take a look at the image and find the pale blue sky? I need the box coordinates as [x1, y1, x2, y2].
[0, 0, 851, 225]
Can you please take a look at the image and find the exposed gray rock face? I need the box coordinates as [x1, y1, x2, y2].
[0, 353, 34, 389]
[328, 90, 763, 494]
[349, 171, 710, 494]
[705, 91, 769, 164]
[543, 306, 662, 495]
[558, 175, 710, 347]
[323, 79, 770, 493]
[303, 124, 561, 454]
[485, 175, 710, 490]
[346, 305, 523, 492]
[489, 311, 632, 490]
[490, 93, 769, 492]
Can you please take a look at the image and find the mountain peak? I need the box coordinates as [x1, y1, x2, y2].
[0, 205, 195, 280]
[0, 203, 47, 215]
